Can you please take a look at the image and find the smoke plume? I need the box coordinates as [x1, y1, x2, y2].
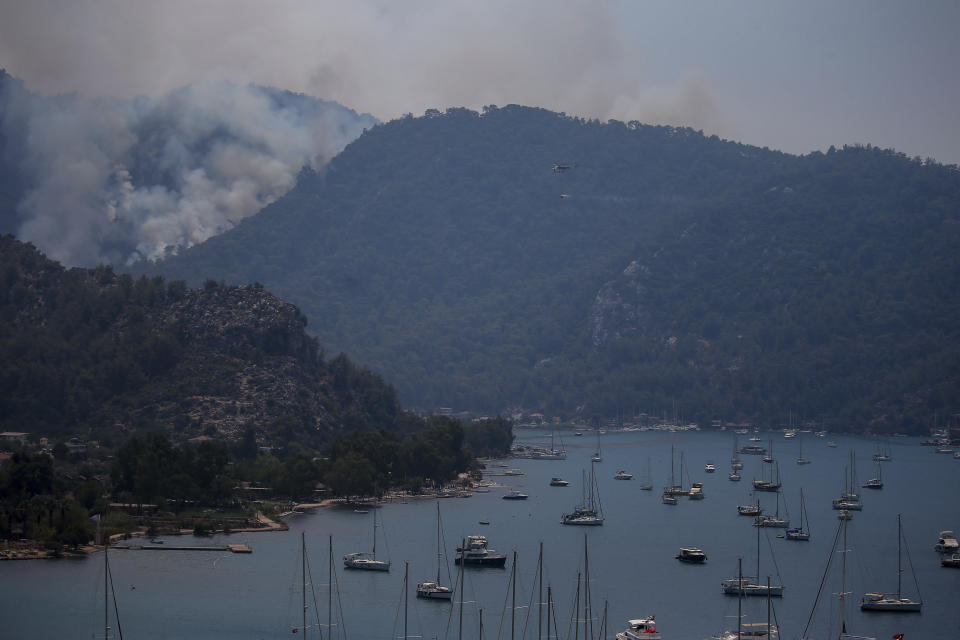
[1, 78, 375, 266]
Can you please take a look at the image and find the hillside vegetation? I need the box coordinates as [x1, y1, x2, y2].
[136, 106, 960, 433]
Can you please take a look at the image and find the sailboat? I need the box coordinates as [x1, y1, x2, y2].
[801, 518, 876, 640]
[785, 489, 810, 541]
[591, 428, 602, 462]
[752, 461, 782, 492]
[715, 558, 779, 639]
[638, 457, 653, 491]
[754, 490, 789, 528]
[796, 434, 811, 465]
[832, 454, 863, 510]
[860, 513, 923, 612]
[722, 524, 784, 597]
[731, 436, 744, 470]
[417, 503, 453, 599]
[561, 464, 604, 525]
[861, 462, 883, 489]
[344, 508, 390, 571]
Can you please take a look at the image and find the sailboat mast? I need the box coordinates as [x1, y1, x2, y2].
[897, 513, 902, 600]
[584, 534, 592, 640]
[458, 539, 465, 640]
[372, 509, 376, 560]
[538, 541, 543, 640]
[573, 571, 581, 640]
[737, 558, 743, 640]
[511, 550, 517, 640]
[403, 561, 409, 640]
[328, 535, 333, 640]
[436, 503, 442, 584]
[302, 532, 307, 639]
[105, 545, 110, 640]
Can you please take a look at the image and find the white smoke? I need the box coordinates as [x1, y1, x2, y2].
[5, 80, 375, 266]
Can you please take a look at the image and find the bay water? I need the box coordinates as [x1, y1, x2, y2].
[3, 429, 959, 638]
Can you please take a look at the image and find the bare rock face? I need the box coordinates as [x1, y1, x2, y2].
[590, 260, 651, 347]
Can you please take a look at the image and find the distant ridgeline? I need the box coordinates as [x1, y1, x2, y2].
[133, 105, 960, 433]
[0, 235, 430, 445]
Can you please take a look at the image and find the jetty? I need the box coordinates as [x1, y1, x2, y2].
[114, 543, 252, 553]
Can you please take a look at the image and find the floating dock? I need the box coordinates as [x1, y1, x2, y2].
[114, 543, 251, 553]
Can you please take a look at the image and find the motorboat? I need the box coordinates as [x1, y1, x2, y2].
[934, 530, 959, 553]
[941, 553, 960, 568]
[614, 469, 634, 480]
[721, 575, 784, 597]
[501, 490, 528, 500]
[616, 615, 660, 640]
[688, 485, 705, 500]
[704, 461, 716, 473]
[549, 477, 569, 486]
[503, 469, 524, 476]
[738, 504, 763, 517]
[676, 547, 707, 563]
[454, 535, 507, 567]
[740, 444, 767, 455]
[662, 493, 678, 505]
[729, 471, 741, 481]
[416, 580, 453, 599]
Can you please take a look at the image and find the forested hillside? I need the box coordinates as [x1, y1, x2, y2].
[0, 235, 420, 445]
[135, 106, 960, 433]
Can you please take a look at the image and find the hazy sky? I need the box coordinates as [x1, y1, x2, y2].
[1, 0, 958, 164]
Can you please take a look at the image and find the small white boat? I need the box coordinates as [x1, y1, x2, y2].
[549, 477, 569, 487]
[827, 441, 838, 448]
[738, 504, 763, 516]
[616, 615, 660, 640]
[416, 580, 453, 599]
[503, 469, 524, 476]
[502, 490, 528, 500]
[662, 493, 678, 505]
[688, 486, 705, 500]
[614, 469, 634, 480]
[729, 471, 741, 481]
[934, 530, 959, 553]
[676, 547, 707, 563]
[704, 462, 716, 473]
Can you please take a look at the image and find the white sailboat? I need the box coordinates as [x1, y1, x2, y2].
[722, 525, 784, 597]
[562, 463, 604, 525]
[344, 508, 390, 571]
[860, 513, 923, 612]
[785, 489, 810, 541]
[417, 502, 453, 599]
[99, 546, 124, 640]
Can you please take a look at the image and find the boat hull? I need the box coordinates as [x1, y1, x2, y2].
[860, 596, 922, 612]
[454, 555, 507, 567]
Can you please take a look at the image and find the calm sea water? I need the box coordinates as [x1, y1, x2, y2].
[3, 429, 959, 639]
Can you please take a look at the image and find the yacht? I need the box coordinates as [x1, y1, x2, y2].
[688, 485, 705, 500]
[729, 470, 741, 481]
[704, 461, 716, 473]
[416, 580, 453, 599]
[549, 477, 569, 486]
[501, 490, 528, 500]
[934, 530, 959, 553]
[740, 444, 767, 455]
[716, 623, 779, 639]
[614, 469, 634, 480]
[661, 493, 678, 505]
[454, 535, 507, 567]
[676, 547, 707, 563]
[616, 616, 660, 640]
[738, 504, 763, 517]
